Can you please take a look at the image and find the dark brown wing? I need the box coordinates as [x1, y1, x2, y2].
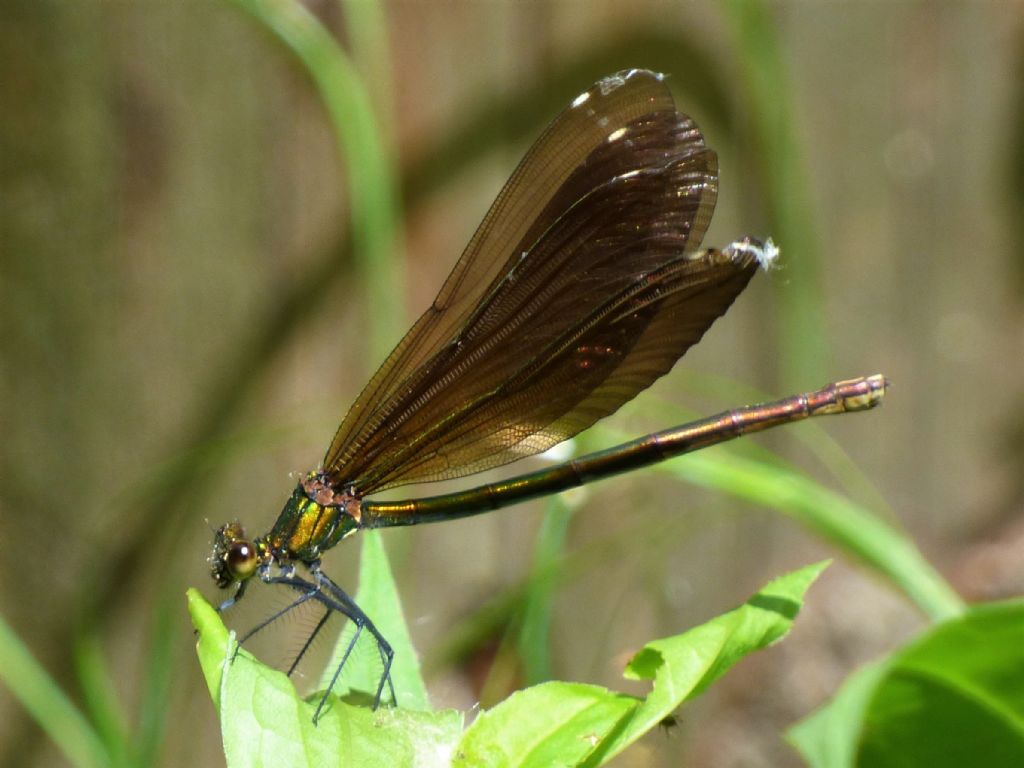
[356, 248, 761, 492]
[322, 69, 751, 494]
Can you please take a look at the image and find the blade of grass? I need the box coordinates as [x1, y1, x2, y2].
[356, 531, 429, 709]
[340, 0, 393, 125]
[0, 613, 110, 768]
[230, 0, 403, 360]
[477, 621, 526, 709]
[72, 631, 129, 768]
[518, 496, 575, 684]
[132, 591, 177, 768]
[472, 489, 578, 704]
[724, 0, 829, 388]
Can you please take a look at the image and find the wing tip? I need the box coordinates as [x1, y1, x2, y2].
[725, 236, 780, 271]
[596, 68, 665, 97]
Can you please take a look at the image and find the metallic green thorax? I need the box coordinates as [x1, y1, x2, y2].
[263, 472, 362, 562]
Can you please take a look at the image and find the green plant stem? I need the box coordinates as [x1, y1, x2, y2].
[133, 593, 176, 767]
[519, 497, 575, 684]
[724, 0, 829, 388]
[73, 632, 129, 767]
[0, 613, 109, 768]
[231, 0, 403, 360]
[340, 0, 393, 124]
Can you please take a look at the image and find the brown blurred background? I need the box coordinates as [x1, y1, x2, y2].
[2, 1, 1023, 766]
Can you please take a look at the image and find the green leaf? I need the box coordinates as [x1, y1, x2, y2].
[454, 683, 638, 768]
[188, 589, 461, 768]
[456, 561, 829, 767]
[788, 599, 1024, 768]
[786, 660, 892, 766]
[190, 588, 231, 709]
[191, 562, 828, 766]
[588, 560, 829, 765]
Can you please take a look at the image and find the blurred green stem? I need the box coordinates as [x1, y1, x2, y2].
[518, 497, 576, 684]
[231, 0, 403, 360]
[0, 613, 109, 768]
[340, 0, 393, 128]
[133, 592, 176, 767]
[73, 631, 129, 767]
[724, 0, 829, 388]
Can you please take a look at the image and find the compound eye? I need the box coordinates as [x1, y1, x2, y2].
[226, 540, 258, 580]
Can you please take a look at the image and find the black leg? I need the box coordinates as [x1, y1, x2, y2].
[314, 619, 365, 723]
[216, 579, 248, 613]
[314, 571, 396, 710]
[287, 607, 332, 677]
[236, 588, 317, 648]
[255, 570, 396, 722]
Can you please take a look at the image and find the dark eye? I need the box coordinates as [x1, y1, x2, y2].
[226, 540, 258, 580]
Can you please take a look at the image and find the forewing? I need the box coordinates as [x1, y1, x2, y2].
[323, 70, 732, 493]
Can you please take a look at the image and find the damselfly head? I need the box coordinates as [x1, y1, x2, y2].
[210, 521, 261, 588]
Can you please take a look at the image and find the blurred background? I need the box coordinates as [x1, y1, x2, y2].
[2, 1, 1023, 766]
